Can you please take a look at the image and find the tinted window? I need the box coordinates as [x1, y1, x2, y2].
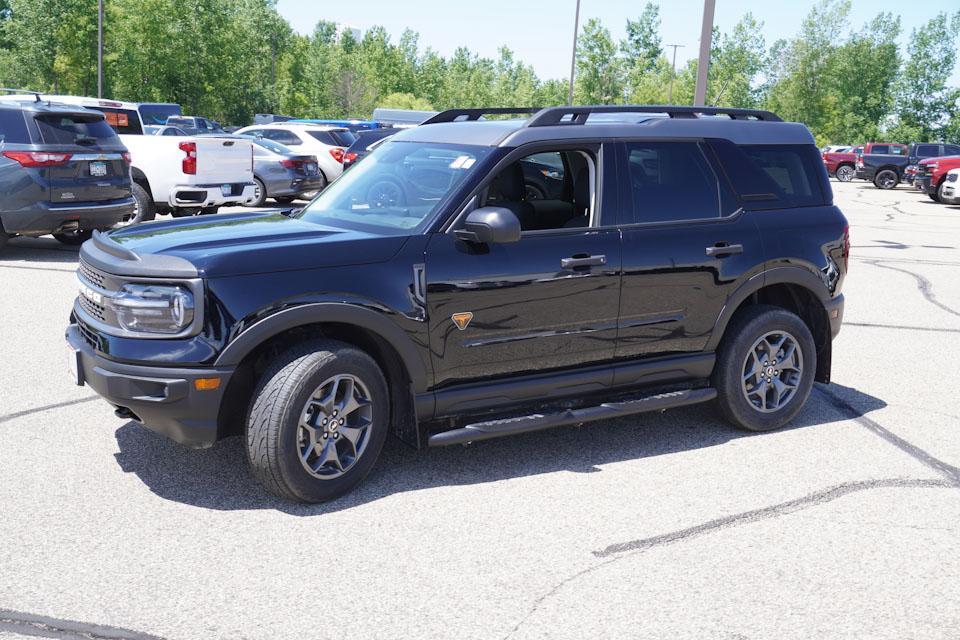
[89, 107, 142, 134]
[308, 129, 356, 147]
[166, 117, 193, 127]
[871, 145, 890, 154]
[625, 141, 720, 223]
[945, 145, 960, 156]
[34, 114, 120, 145]
[138, 104, 181, 127]
[161, 127, 186, 136]
[252, 138, 290, 155]
[264, 129, 302, 146]
[0, 109, 30, 144]
[708, 141, 825, 209]
[915, 144, 939, 157]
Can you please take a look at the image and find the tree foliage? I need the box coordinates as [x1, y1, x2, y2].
[0, 0, 957, 144]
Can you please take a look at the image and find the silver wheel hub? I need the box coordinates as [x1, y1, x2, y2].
[741, 330, 803, 413]
[296, 374, 373, 480]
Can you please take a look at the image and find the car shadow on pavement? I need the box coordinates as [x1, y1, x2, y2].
[1, 237, 80, 264]
[112, 382, 886, 515]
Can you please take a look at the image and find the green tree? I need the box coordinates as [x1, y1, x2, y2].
[894, 11, 960, 140]
[621, 2, 661, 96]
[575, 18, 623, 104]
[379, 91, 433, 111]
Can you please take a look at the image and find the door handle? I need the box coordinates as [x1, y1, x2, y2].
[561, 254, 606, 269]
[705, 243, 743, 257]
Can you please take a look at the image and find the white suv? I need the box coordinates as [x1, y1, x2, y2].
[234, 123, 356, 187]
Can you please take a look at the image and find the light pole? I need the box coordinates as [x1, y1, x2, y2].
[693, 0, 715, 106]
[567, 0, 581, 106]
[97, 0, 104, 98]
[666, 44, 684, 104]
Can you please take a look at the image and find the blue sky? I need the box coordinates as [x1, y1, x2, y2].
[276, 0, 960, 85]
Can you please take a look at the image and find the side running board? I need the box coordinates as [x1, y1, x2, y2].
[427, 387, 717, 447]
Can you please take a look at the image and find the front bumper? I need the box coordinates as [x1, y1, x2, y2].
[0, 197, 135, 235]
[66, 323, 233, 448]
[169, 183, 258, 209]
[942, 181, 958, 203]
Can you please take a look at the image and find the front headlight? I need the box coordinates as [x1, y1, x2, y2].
[110, 284, 195, 334]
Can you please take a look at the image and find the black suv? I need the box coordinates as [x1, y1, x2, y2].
[66, 105, 848, 503]
[0, 96, 134, 249]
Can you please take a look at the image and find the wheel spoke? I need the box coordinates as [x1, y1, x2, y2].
[314, 439, 343, 472]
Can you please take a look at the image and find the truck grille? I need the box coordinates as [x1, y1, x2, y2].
[78, 261, 105, 288]
[78, 294, 107, 322]
[75, 258, 122, 329]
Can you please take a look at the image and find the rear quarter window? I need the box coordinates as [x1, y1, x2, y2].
[34, 114, 121, 145]
[870, 144, 890, 154]
[0, 109, 31, 144]
[708, 141, 826, 209]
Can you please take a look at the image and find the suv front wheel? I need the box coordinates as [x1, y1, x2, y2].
[713, 305, 816, 432]
[246, 339, 390, 503]
[874, 169, 899, 189]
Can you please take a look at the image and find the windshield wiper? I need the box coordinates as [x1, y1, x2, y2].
[74, 136, 97, 146]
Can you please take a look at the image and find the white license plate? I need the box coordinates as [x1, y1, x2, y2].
[67, 342, 84, 386]
[305, 163, 317, 173]
[90, 161, 107, 177]
[221, 184, 232, 196]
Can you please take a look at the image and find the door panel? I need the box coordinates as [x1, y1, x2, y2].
[616, 139, 762, 359]
[424, 229, 621, 387]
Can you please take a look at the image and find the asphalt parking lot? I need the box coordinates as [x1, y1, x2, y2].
[1, 182, 959, 640]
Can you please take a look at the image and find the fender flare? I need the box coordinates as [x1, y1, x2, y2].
[705, 266, 830, 352]
[215, 302, 430, 392]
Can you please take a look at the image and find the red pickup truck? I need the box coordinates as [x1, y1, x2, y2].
[914, 155, 960, 202]
[822, 145, 862, 182]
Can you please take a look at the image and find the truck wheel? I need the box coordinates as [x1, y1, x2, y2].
[246, 339, 390, 503]
[713, 305, 816, 432]
[874, 170, 899, 189]
[199, 206, 219, 215]
[170, 208, 199, 218]
[250, 178, 267, 207]
[835, 165, 854, 182]
[930, 182, 944, 203]
[53, 230, 94, 245]
[127, 183, 157, 225]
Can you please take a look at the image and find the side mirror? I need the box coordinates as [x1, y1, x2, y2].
[455, 207, 521, 244]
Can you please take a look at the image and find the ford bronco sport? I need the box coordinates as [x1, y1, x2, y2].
[66, 105, 848, 503]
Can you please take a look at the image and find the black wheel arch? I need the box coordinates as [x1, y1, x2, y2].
[707, 268, 834, 383]
[214, 303, 428, 447]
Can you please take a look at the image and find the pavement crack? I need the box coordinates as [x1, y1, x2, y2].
[844, 322, 960, 334]
[0, 609, 166, 640]
[0, 396, 98, 425]
[504, 478, 953, 639]
[860, 259, 960, 318]
[816, 386, 960, 484]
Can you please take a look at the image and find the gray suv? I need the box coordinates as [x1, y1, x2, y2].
[0, 99, 135, 249]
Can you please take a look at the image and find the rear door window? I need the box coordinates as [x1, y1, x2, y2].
[264, 129, 302, 146]
[915, 144, 939, 158]
[34, 114, 121, 146]
[871, 145, 890, 154]
[624, 141, 722, 223]
[0, 109, 30, 144]
[944, 145, 960, 156]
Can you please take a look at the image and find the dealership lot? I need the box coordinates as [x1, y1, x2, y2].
[1, 182, 959, 639]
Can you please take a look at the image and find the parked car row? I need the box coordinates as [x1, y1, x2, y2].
[821, 140, 960, 198]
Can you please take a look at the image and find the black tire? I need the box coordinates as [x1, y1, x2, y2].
[274, 196, 298, 204]
[251, 177, 267, 207]
[53, 230, 94, 245]
[128, 183, 157, 225]
[929, 181, 944, 203]
[170, 207, 198, 218]
[835, 165, 855, 182]
[246, 339, 390, 503]
[713, 305, 816, 432]
[0, 228, 9, 251]
[874, 169, 899, 190]
[199, 206, 219, 215]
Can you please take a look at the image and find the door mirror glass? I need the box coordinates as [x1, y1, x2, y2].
[456, 207, 521, 244]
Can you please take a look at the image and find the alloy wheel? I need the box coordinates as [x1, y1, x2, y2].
[740, 330, 804, 413]
[836, 165, 854, 182]
[296, 374, 373, 479]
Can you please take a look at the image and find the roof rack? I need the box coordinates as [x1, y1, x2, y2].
[0, 87, 41, 102]
[524, 105, 783, 127]
[421, 107, 543, 125]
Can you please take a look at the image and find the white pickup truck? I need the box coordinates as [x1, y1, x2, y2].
[0, 95, 257, 223]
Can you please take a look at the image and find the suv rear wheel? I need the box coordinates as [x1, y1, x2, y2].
[713, 305, 816, 432]
[835, 165, 855, 182]
[127, 183, 157, 226]
[246, 339, 389, 503]
[874, 169, 899, 189]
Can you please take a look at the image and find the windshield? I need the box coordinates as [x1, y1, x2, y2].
[35, 114, 120, 145]
[138, 104, 181, 126]
[297, 141, 490, 234]
[252, 138, 291, 155]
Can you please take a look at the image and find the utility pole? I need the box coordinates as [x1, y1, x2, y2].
[97, 0, 104, 98]
[666, 44, 684, 105]
[567, 0, 581, 106]
[693, 0, 715, 106]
